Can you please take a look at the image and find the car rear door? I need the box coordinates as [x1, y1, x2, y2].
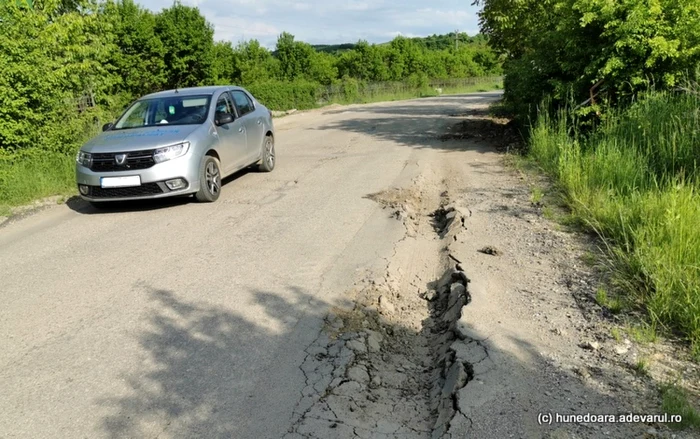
[230, 90, 263, 163]
[214, 93, 248, 175]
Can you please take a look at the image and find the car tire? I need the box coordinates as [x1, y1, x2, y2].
[258, 135, 275, 172]
[195, 155, 222, 202]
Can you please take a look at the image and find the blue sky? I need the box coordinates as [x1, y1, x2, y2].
[140, 0, 482, 48]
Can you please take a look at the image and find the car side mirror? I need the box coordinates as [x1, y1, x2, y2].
[102, 122, 114, 132]
[215, 113, 234, 126]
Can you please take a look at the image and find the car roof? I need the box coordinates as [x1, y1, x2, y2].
[140, 85, 248, 100]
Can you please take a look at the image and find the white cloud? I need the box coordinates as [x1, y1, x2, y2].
[344, 1, 371, 11]
[209, 16, 281, 42]
[139, 0, 482, 47]
[384, 31, 421, 38]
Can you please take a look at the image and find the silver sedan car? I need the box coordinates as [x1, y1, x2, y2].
[75, 86, 275, 206]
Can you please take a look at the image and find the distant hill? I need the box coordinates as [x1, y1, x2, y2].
[310, 33, 488, 54]
[312, 43, 357, 54]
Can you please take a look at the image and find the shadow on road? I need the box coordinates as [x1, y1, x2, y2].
[66, 167, 257, 215]
[316, 92, 519, 155]
[94, 279, 656, 438]
[321, 93, 502, 117]
[97, 285, 324, 438]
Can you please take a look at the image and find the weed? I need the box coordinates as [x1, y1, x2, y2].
[611, 327, 622, 342]
[530, 186, 544, 205]
[542, 206, 555, 219]
[596, 287, 623, 314]
[581, 251, 597, 266]
[661, 382, 700, 430]
[633, 357, 650, 376]
[627, 323, 658, 344]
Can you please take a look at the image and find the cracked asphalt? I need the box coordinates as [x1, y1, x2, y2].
[0, 92, 502, 439]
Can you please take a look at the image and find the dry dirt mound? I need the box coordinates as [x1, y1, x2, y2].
[439, 111, 523, 152]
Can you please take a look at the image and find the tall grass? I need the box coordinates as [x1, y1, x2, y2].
[0, 149, 76, 215]
[317, 76, 503, 106]
[529, 90, 700, 349]
[324, 80, 503, 106]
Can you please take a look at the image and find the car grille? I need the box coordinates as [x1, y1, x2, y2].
[90, 150, 155, 172]
[88, 183, 164, 198]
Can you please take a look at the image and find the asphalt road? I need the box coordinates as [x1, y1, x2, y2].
[0, 92, 501, 439]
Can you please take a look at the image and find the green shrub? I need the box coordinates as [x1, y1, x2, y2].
[246, 79, 321, 111]
[340, 76, 363, 103]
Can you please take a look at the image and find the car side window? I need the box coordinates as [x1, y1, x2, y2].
[215, 94, 234, 118]
[120, 102, 148, 128]
[154, 101, 168, 123]
[231, 90, 254, 117]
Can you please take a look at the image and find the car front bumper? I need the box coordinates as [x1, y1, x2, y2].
[76, 156, 201, 202]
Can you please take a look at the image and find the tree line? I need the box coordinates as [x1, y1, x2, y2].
[475, 0, 700, 121]
[0, 0, 502, 153]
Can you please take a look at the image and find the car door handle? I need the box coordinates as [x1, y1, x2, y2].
[239, 127, 244, 132]
[257, 120, 262, 125]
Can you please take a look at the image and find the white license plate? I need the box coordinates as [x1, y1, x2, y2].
[100, 176, 141, 188]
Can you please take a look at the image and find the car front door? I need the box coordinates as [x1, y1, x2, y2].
[230, 90, 263, 163]
[213, 93, 248, 175]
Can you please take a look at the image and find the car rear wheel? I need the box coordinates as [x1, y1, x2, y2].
[195, 155, 222, 202]
[258, 135, 275, 172]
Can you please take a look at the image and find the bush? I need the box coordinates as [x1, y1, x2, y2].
[246, 79, 320, 111]
[340, 77, 364, 102]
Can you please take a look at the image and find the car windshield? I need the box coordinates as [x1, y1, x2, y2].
[113, 95, 212, 130]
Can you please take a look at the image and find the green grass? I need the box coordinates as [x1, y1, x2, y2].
[528, 89, 700, 350]
[324, 81, 503, 106]
[0, 149, 76, 215]
[581, 251, 597, 266]
[595, 286, 623, 314]
[633, 357, 650, 376]
[611, 327, 623, 342]
[542, 205, 555, 220]
[661, 382, 700, 430]
[530, 186, 544, 205]
[627, 323, 658, 344]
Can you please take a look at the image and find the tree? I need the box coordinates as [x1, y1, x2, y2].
[0, 1, 115, 151]
[154, 1, 214, 89]
[336, 40, 389, 81]
[275, 32, 314, 81]
[235, 39, 279, 85]
[102, 0, 165, 97]
[476, 0, 700, 118]
[306, 51, 338, 85]
[389, 36, 424, 78]
[210, 41, 236, 85]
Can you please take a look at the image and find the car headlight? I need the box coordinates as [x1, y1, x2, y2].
[153, 142, 190, 164]
[76, 151, 92, 167]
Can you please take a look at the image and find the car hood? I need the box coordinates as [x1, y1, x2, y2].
[80, 125, 202, 153]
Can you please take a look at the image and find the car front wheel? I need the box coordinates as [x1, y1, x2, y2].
[195, 155, 222, 202]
